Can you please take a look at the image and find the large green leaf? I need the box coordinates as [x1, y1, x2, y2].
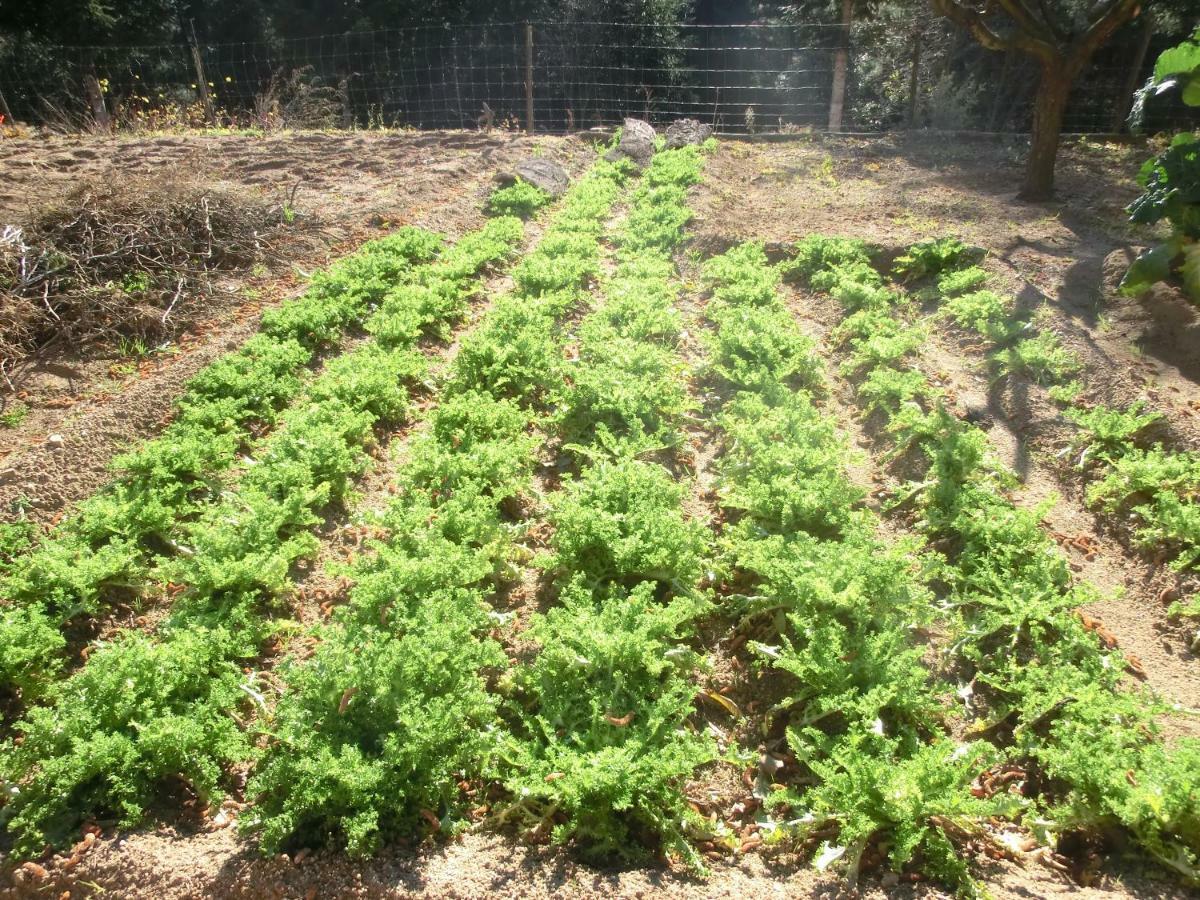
[1181, 241, 1200, 302]
[1119, 240, 1181, 297]
[1184, 78, 1200, 108]
[1154, 32, 1200, 83]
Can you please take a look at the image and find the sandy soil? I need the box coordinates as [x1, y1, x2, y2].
[2, 132, 1199, 899]
[6, 827, 1199, 900]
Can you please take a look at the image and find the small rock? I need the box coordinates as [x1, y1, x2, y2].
[604, 117, 657, 168]
[46, 433, 64, 449]
[665, 118, 712, 148]
[496, 157, 570, 197]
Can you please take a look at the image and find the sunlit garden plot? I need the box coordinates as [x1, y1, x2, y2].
[2, 32, 1200, 896]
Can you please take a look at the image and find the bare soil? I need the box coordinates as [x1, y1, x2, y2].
[3, 132, 1199, 899]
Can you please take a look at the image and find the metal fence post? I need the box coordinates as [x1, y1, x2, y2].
[524, 22, 534, 133]
[1110, 11, 1154, 132]
[188, 21, 217, 126]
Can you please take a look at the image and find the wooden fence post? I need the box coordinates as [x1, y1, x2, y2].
[82, 50, 111, 131]
[907, 28, 922, 128]
[189, 21, 217, 126]
[524, 23, 535, 133]
[1110, 11, 1154, 133]
[827, 0, 852, 131]
[0, 84, 14, 126]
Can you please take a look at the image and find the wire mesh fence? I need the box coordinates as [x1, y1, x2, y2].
[0, 20, 1195, 136]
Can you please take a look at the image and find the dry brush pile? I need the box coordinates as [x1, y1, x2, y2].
[0, 173, 291, 381]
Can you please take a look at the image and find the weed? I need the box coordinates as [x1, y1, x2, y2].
[0, 403, 30, 427]
[990, 331, 1081, 385]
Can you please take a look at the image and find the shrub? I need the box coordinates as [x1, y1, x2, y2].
[545, 458, 709, 590]
[940, 289, 1012, 335]
[1122, 27, 1200, 302]
[937, 265, 989, 297]
[892, 238, 980, 282]
[1065, 402, 1163, 464]
[784, 235, 875, 286]
[498, 578, 711, 864]
[486, 179, 551, 219]
[1087, 447, 1200, 571]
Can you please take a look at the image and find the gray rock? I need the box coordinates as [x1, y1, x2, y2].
[665, 118, 712, 149]
[604, 118, 657, 168]
[496, 157, 570, 197]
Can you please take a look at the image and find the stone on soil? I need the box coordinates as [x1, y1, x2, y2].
[665, 118, 712, 148]
[496, 158, 570, 197]
[604, 118, 657, 168]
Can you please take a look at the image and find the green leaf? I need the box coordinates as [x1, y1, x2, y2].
[1186, 79, 1200, 108]
[1120, 242, 1179, 296]
[1181, 241, 1200, 302]
[1154, 37, 1200, 83]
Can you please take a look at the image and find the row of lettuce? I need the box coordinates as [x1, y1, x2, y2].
[906, 242, 1198, 610]
[0, 187, 535, 854]
[500, 146, 714, 864]
[245, 153, 644, 856]
[786, 235, 1199, 888]
[700, 243, 990, 890]
[0, 211, 536, 701]
[246, 146, 723, 863]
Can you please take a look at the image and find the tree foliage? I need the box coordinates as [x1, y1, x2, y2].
[1123, 26, 1200, 302]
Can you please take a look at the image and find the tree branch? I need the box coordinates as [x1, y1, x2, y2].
[1033, 0, 1071, 44]
[933, 0, 1057, 62]
[1069, 0, 1142, 75]
[994, 0, 1058, 45]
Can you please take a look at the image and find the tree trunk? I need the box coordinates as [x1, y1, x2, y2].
[987, 51, 1013, 131]
[1109, 12, 1154, 133]
[1019, 61, 1070, 201]
[827, 0, 853, 131]
[81, 49, 110, 131]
